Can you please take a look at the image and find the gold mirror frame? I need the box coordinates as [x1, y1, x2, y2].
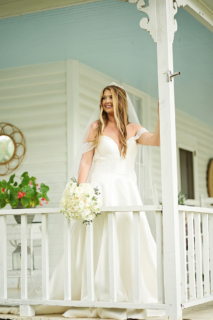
[207, 158, 213, 198]
[0, 123, 26, 176]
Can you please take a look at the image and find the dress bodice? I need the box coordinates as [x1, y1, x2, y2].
[83, 127, 148, 177]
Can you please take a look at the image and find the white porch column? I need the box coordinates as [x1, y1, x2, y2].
[119, 0, 182, 318]
[156, 1, 182, 319]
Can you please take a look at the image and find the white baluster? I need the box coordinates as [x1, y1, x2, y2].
[194, 213, 203, 298]
[21, 214, 28, 299]
[187, 212, 196, 300]
[209, 215, 213, 295]
[133, 211, 141, 303]
[202, 213, 210, 296]
[86, 223, 94, 301]
[20, 214, 35, 316]
[155, 210, 164, 303]
[179, 211, 187, 302]
[0, 215, 7, 298]
[64, 217, 72, 300]
[108, 212, 117, 302]
[42, 213, 49, 300]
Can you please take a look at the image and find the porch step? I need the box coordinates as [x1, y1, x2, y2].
[1, 304, 213, 320]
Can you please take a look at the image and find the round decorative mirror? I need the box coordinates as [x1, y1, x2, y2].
[0, 123, 26, 176]
[0, 135, 15, 164]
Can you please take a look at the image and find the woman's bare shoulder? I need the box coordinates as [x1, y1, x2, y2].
[86, 120, 99, 142]
[91, 120, 99, 130]
[128, 123, 143, 134]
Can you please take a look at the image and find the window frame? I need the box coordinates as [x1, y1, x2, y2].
[176, 132, 199, 200]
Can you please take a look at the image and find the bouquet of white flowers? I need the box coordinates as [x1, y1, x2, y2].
[60, 177, 101, 224]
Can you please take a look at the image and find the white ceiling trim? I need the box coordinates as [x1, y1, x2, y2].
[0, 0, 102, 19]
[177, 0, 213, 33]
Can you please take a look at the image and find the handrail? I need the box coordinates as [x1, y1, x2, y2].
[0, 205, 163, 215]
[178, 205, 213, 214]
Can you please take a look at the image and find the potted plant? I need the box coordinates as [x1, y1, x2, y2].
[0, 172, 50, 223]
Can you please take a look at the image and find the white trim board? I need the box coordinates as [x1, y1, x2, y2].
[177, 0, 213, 33]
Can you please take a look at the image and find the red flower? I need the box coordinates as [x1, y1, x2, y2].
[40, 202, 43, 206]
[42, 197, 45, 201]
[2, 188, 5, 192]
[45, 201, 48, 204]
[18, 190, 26, 199]
[39, 188, 41, 190]
[30, 181, 32, 186]
[36, 184, 39, 186]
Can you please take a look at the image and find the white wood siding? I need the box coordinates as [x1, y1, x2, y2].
[0, 61, 67, 280]
[150, 98, 213, 202]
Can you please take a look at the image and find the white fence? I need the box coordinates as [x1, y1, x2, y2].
[179, 205, 213, 308]
[0, 205, 165, 316]
[0, 204, 213, 316]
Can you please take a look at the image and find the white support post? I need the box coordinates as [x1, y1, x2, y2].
[209, 215, 213, 295]
[133, 211, 141, 303]
[64, 217, 72, 300]
[0, 215, 7, 298]
[86, 223, 95, 301]
[21, 214, 28, 299]
[20, 305, 35, 316]
[202, 213, 210, 296]
[179, 211, 188, 302]
[42, 213, 49, 300]
[155, 210, 164, 303]
[156, 1, 182, 318]
[66, 59, 79, 181]
[194, 213, 203, 298]
[108, 212, 117, 302]
[187, 213, 196, 300]
[20, 214, 35, 316]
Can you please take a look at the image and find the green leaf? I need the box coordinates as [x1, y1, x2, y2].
[34, 198, 40, 207]
[13, 182, 18, 187]
[10, 197, 19, 208]
[0, 199, 6, 209]
[40, 186, 49, 193]
[21, 197, 31, 208]
[21, 176, 30, 187]
[8, 174, 15, 184]
[21, 172, 29, 178]
[2, 180, 7, 188]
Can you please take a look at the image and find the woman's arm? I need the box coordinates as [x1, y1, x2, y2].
[78, 149, 94, 183]
[137, 100, 160, 146]
[77, 121, 98, 183]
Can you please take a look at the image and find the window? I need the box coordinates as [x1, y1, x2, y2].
[179, 148, 195, 199]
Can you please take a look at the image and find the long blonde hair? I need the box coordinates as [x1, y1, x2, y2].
[92, 85, 129, 158]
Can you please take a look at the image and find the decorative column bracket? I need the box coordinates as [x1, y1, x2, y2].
[118, 0, 178, 43]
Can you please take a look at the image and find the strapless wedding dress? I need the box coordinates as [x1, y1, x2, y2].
[1, 128, 164, 319]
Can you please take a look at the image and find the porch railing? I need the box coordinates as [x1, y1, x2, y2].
[1, 204, 213, 316]
[0, 205, 165, 316]
[179, 205, 213, 308]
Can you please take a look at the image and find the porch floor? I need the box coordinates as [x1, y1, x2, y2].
[1, 303, 213, 320]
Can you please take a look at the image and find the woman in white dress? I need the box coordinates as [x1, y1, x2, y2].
[34, 83, 162, 319]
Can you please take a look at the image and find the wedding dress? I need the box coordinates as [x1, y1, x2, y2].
[0, 127, 164, 319]
[33, 127, 164, 319]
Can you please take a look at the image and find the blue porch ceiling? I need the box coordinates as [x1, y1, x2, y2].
[0, 0, 212, 126]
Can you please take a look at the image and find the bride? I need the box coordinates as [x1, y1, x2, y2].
[34, 83, 162, 319]
[1, 83, 162, 319]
